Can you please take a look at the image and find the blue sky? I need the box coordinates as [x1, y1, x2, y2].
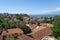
[0, 0, 60, 15]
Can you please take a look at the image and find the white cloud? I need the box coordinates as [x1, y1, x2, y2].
[39, 7, 60, 14]
[26, 7, 60, 15]
[55, 7, 60, 11]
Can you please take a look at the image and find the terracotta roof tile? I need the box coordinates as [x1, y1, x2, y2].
[29, 24, 37, 29]
[17, 35, 36, 40]
[2, 28, 23, 36]
[27, 26, 52, 40]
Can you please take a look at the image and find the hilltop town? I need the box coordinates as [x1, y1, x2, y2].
[0, 13, 59, 40]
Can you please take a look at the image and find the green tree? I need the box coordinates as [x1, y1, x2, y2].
[51, 27, 60, 38]
[0, 17, 5, 35]
[44, 17, 53, 23]
[2, 21, 16, 30]
[53, 16, 60, 27]
[9, 22, 16, 28]
[21, 26, 32, 34]
[0, 17, 4, 22]
[17, 14, 30, 21]
[51, 16, 60, 38]
[17, 15, 23, 21]
[18, 21, 32, 34]
[0, 25, 3, 35]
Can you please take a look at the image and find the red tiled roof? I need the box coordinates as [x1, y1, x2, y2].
[27, 26, 52, 40]
[16, 35, 36, 40]
[1, 26, 52, 40]
[40, 23, 54, 28]
[2, 28, 23, 36]
[29, 24, 37, 29]
[30, 18, 36, 22]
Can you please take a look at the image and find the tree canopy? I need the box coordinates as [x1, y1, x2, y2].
[18, 21, 32, 34]
[17, 14, 30, 21]
[0, 14, 32, 35]
[51, 16, 60, 38]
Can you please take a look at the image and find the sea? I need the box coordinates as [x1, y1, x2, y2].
[29, 14, 59, 18]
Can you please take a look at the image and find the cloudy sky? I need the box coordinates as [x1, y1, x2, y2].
[0, 0, 60, 15]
